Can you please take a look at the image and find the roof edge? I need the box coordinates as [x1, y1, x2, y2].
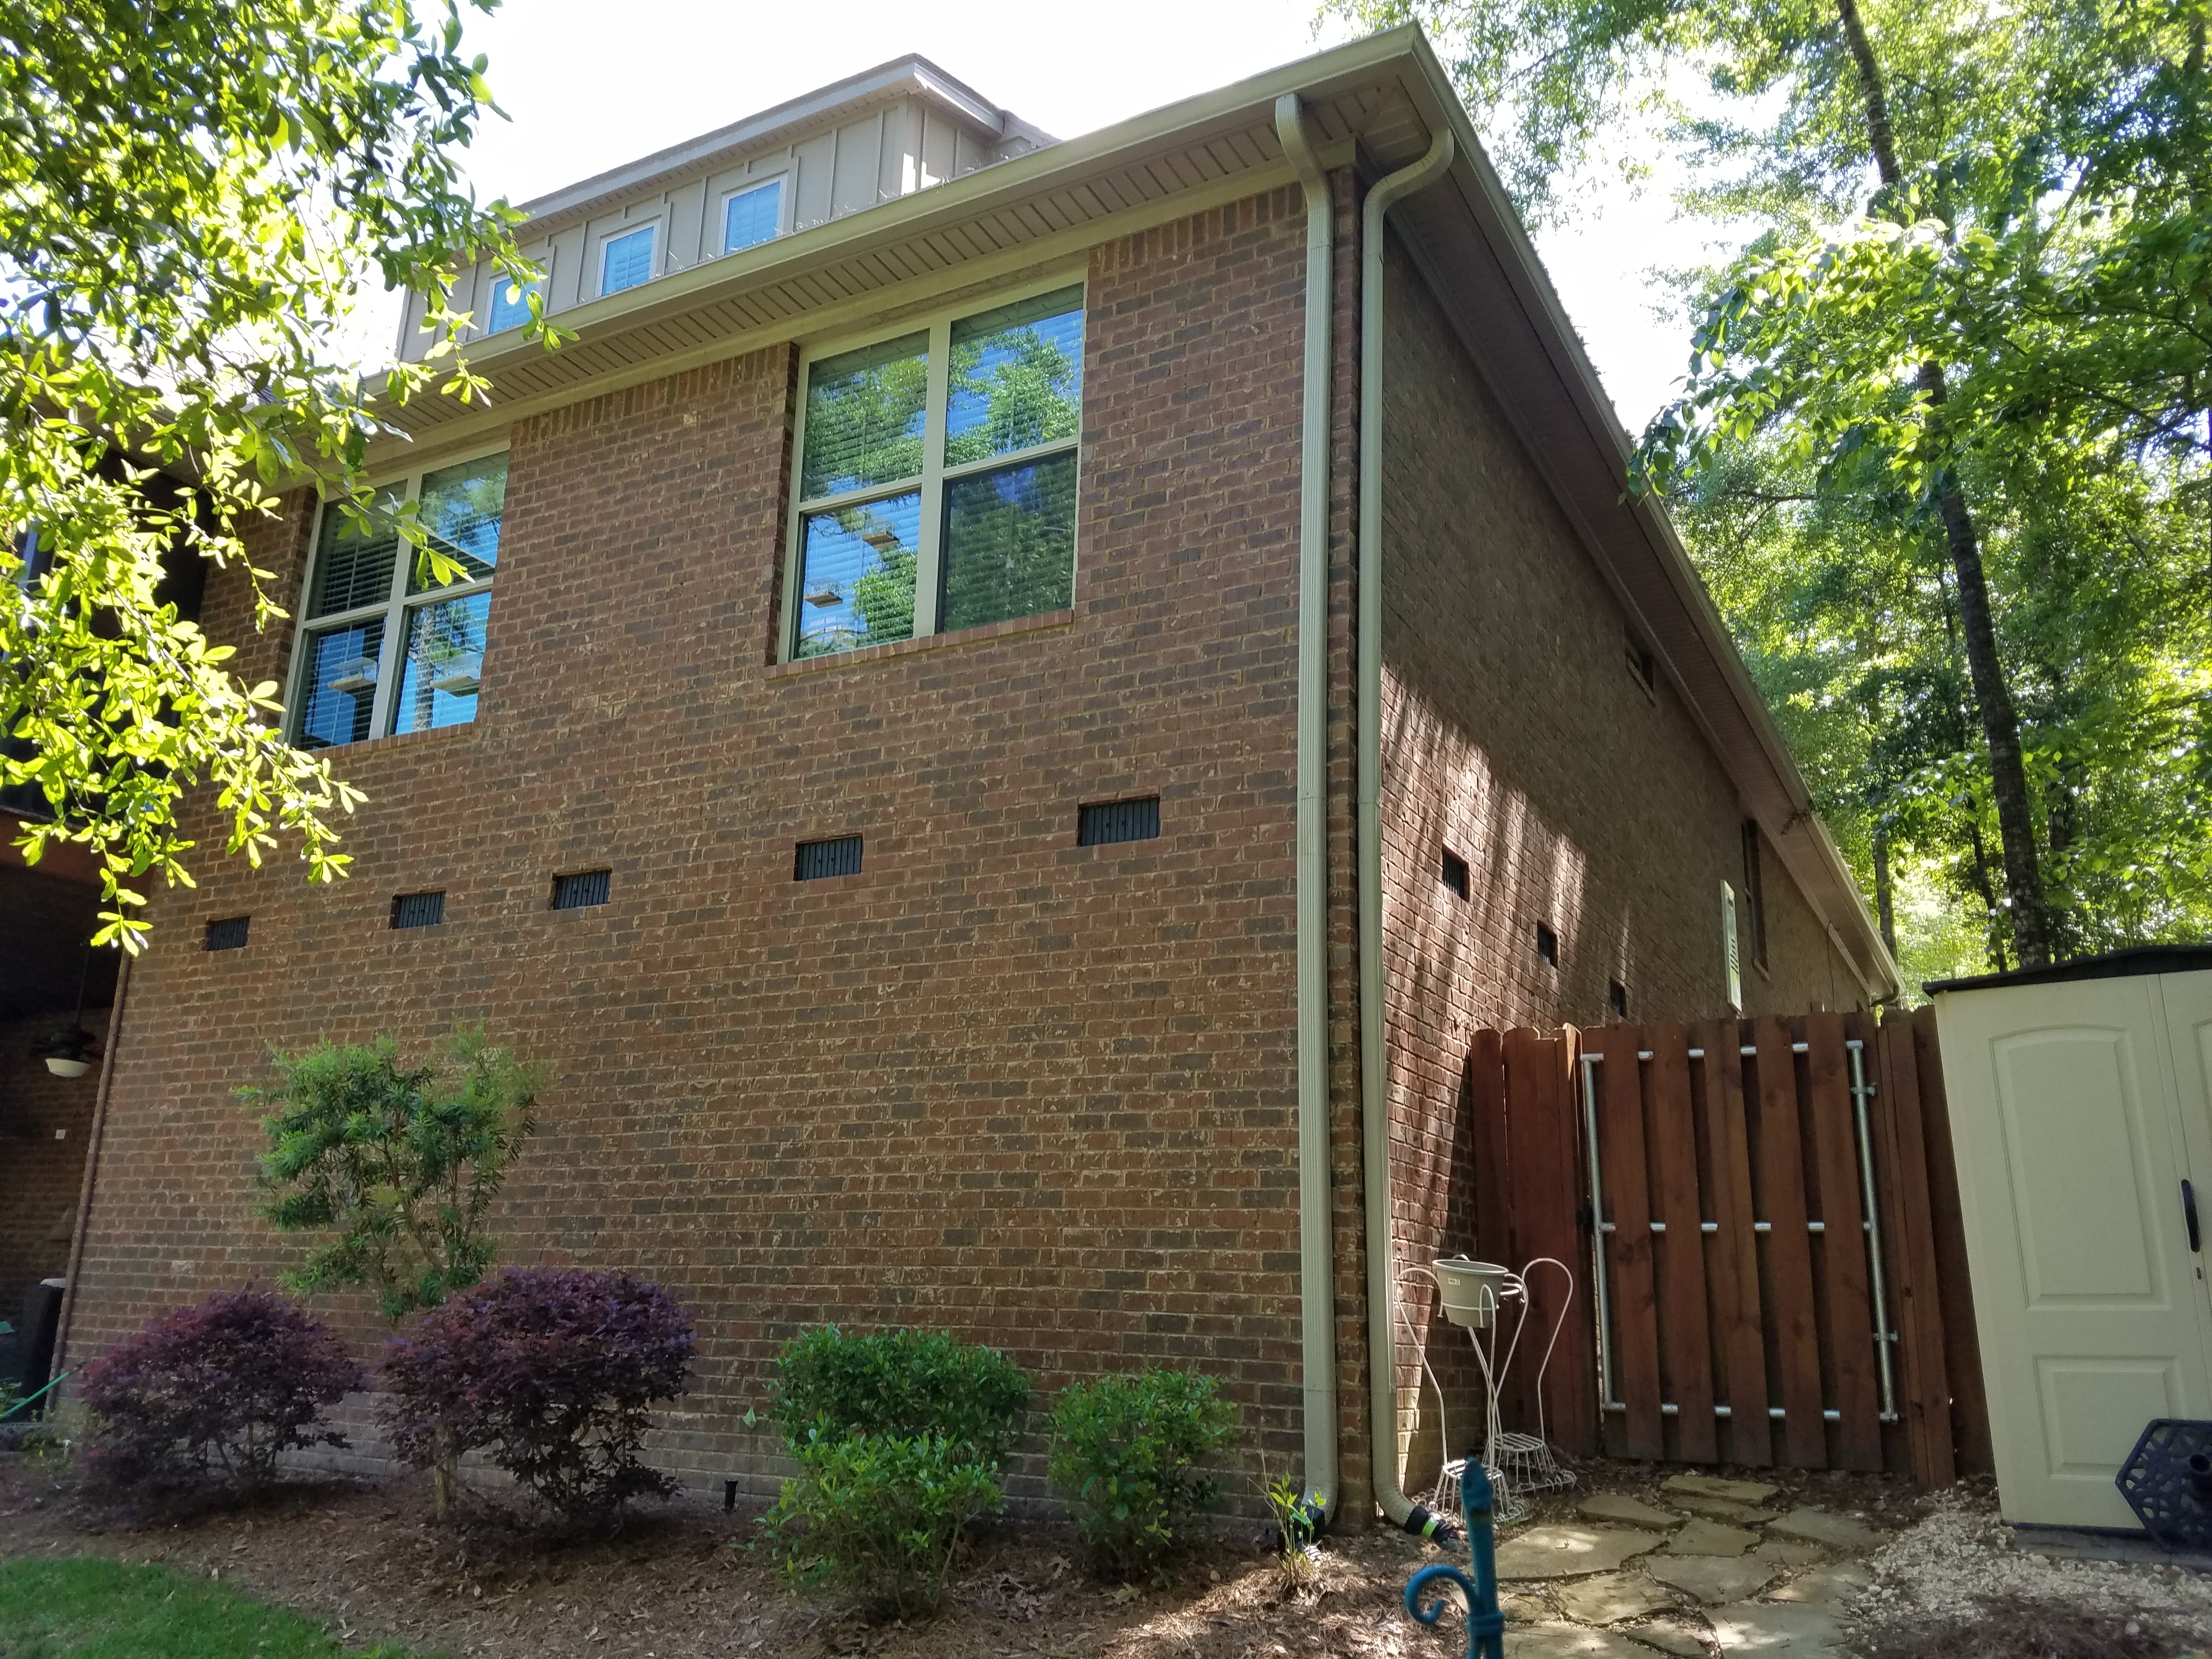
[511, 53, 1014, 233]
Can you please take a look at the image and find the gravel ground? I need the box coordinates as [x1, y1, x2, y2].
[1847, 1483, 2212, 1652]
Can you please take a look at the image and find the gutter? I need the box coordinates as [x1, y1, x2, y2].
[1355, 125, 1460, 1543]
[1273, 93, 1339, 1528]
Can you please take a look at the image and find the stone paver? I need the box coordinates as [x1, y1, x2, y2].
[1579, 1493, 1686, 1531]
[1764, 1564, 1870, 1606]
[1503, 1590, 1556, 1624]
[1497, 1526, 1662, 1581]
[1764, 1506, 1881, 1553]
[1709, 1600, 1846, 1654]
[1506, 1623, 1657, 1657]
[1623, 1621, 1714, 1658]
[1750, 1538, 1827, 1570]
[1554, 1571, 1680, 1624]
[1663, 1473, 1779, 1505]
[1664, 1518, 1760, 1557]
[1669, 1492, 1776, 1525]
[1645, 1555, 1780, 1606]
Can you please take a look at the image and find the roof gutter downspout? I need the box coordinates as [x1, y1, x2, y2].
[1273, 92, 1338, 1526]
[1359, 125, 1457, 1541]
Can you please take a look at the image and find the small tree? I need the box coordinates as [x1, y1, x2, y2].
[247, 1026, 544, 1322]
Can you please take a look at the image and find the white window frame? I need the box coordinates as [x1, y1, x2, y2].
[780, 271, 1086, 663]
[720, 175, 788, 256]
[284, 443, 507, 748]
[1722, 879, 1743, 1012]
[599, 221, 660, 297]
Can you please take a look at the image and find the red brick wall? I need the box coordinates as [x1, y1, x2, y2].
[63, 189, 1325, 1506]
[58, 180, 1874, 1524]
[0, 1011, 100, 1361]
[1372, 231, 1871, 1493]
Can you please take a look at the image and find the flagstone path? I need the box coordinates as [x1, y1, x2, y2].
[1496, 1476, 1883, 1657]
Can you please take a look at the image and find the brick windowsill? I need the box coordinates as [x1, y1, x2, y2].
[308, 721, 477, 764]
[765, 608, 1076, 680]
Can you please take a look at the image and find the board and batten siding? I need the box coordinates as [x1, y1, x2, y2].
[398, 94, 1020, 360]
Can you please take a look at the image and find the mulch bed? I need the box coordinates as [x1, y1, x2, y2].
[0, 1455, 1464, 1658]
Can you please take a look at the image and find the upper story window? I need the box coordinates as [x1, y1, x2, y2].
[601, 225, 656, 296]
[486, 274, 543, 334]
[290, 452, 506, 749]
[785, 282, 1084, 660]
[724, 180, 783, 253]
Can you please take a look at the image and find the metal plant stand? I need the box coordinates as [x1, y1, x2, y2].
[1403, 1459, 1507, 1659]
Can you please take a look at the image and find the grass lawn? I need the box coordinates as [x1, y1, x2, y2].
[0, 1558, 428, 1658]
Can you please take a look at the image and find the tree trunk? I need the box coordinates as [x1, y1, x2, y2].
[1872, 827, 1897, 960]
[1835, 0, 2055, 967]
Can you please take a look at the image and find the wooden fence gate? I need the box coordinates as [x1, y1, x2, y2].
[1465, 1008, 1989, 1485]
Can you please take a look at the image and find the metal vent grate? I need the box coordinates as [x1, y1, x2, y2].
[551, 869, 611, 910]
[794, 835, 863, 881]
[205, 916, 250, 952]
[1078, 797, 1160, 847]
[391, 890, 446, 929]
[1441, 848, 1470, 899]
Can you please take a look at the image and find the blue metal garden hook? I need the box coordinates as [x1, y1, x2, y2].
[1403, 1460, 1506, 1659]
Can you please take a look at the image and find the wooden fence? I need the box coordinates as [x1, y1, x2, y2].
[1464, 1007, 1989, 1483]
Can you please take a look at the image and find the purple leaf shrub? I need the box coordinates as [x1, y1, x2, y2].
[379, 1266, 695, 1522]
[78, 1286, 364, 1496]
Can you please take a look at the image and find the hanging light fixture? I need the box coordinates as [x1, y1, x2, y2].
[38, 943, 103, 1079]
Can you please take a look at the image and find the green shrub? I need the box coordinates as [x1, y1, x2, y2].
[766, 1326, 1029, 1464]
[1048, 1369, 1241, 1571]
[760, 1430, 1003, 1617]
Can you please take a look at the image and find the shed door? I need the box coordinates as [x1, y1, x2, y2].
[1937, 975, 2212, 1528]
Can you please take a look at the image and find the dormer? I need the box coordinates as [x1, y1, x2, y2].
[395, 54, 1052, 362]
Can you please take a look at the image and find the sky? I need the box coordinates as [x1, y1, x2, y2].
[386, 0, 1731, 433]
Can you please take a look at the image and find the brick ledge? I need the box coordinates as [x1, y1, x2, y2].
[764, 608, 1076, 679]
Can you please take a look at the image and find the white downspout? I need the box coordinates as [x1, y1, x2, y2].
[1273, 92, 1338, 1525]
[1358, 126, 1457, 1537]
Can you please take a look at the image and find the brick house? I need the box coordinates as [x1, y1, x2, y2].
[42, 28, 1897, 1524]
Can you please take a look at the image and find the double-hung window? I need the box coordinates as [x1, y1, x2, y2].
[786, 282, 1083, 660]
[290, 452, 506, 748]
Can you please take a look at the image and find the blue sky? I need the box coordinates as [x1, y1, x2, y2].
[381, 0, 1730, 433]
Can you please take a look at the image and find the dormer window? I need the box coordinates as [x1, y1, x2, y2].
[725, 180, 783, 254]
[485, 275, 542, 334]
[601, 225, 656, 296]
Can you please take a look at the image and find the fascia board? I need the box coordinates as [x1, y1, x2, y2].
[514, 54, 1009, 235]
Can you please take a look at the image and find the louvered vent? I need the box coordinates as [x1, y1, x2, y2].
[551, 870, 611, 910]
[391, 890, 446, 929]
[1077, 797, 1160, 847]
[205, 916, 250, 952]
[794, 835, 863, 881]
[1441, 849, 1470, 900]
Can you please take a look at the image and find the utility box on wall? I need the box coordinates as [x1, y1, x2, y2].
[1931, 947, 2212, 1529]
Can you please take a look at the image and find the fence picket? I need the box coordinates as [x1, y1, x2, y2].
[1697, 1018, 1771, 1466]
[1502, 1025, 1596, 1455]
[1595, 1026, 1664, 1459]
[1805, 1013, 1882, 1470]
[1752, 1015, 1826, 1466]
[1645, 1023, 1717, 1461]
[1875, 1012, 1956, 1486]
[1914, 1006, 1991, 1476]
